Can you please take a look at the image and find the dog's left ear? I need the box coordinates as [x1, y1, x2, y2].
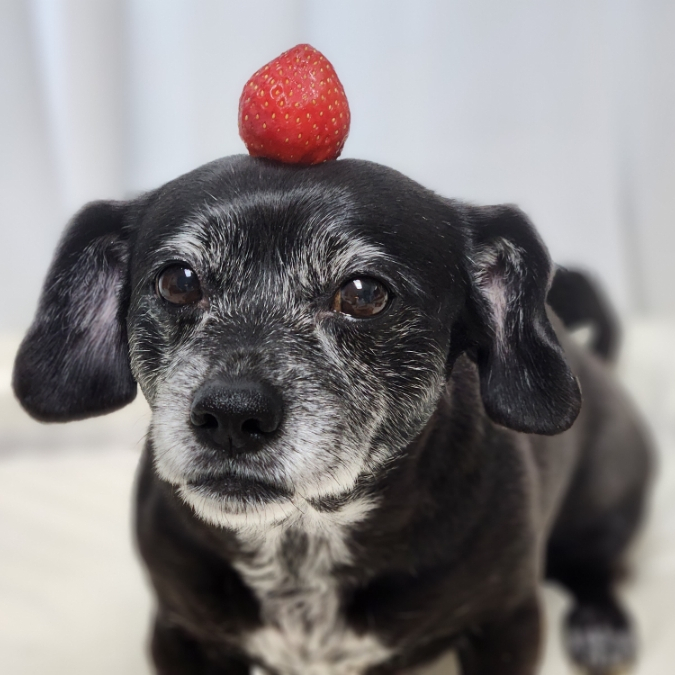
[457, 204, 581, 435]
[13, 200, 137, 422]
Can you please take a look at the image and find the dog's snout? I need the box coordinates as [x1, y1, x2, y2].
[190, 380, 283, 454]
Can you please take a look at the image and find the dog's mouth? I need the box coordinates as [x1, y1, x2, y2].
[185, 472, 292, 504]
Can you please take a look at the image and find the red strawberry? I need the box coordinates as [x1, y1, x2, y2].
[238, 44, 350, 165]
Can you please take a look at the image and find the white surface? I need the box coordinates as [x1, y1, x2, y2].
[0, 448, 151, 675]
[1, 318, 674, 674]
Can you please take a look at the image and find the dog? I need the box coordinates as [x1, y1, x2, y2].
[13, 155, 651, 675]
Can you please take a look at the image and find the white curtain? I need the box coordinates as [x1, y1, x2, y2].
[2, 0, 675, 332]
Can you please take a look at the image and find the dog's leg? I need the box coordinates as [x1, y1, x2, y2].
[562, 578, 635, 675]
[456, 594, 542, 675]
[151, 615, 249, 675]
[546, 487, 647, 675]
[547, 556, 637, 675]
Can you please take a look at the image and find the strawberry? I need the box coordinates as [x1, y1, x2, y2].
[238, 44, 350, 165]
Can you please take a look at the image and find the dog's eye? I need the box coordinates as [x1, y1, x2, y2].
[333, 278, 389, 317]
[156, 264, 202, 305]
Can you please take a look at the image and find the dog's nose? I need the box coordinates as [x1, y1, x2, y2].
[190, 379, 283, 454]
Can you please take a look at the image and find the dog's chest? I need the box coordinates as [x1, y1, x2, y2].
[234, 523, 391, 675]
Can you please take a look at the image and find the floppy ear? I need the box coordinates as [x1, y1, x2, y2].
[458, 204, 581, 435]
[13, 200, 137, 422]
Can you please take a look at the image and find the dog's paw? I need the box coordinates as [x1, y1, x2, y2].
[563, 602, 636, 675]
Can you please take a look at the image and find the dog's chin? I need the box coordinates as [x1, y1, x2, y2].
[188, 472, 292, 502]
[178, 473, 298, 529]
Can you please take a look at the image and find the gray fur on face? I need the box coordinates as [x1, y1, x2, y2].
[128, 196, 448, 528]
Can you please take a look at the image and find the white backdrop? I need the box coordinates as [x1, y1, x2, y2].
[2, 0, 675, 332]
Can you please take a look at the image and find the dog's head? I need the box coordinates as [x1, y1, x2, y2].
[13, 156, 580, 525]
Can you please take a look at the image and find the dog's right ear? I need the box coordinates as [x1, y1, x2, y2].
[13, 200, 137, 422]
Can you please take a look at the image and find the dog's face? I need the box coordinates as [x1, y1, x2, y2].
[13, 156, 581, 526]
[128, 166, 458, 525]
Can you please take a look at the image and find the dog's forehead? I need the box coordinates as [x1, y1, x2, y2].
[130, 156, 467, 307]
[158, 190, 391, 283]
[135, 157, 461, 283]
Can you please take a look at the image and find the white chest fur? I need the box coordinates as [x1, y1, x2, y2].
[232, 501, 392, 675]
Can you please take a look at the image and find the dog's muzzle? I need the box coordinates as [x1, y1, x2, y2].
[190, 378, 283, 455]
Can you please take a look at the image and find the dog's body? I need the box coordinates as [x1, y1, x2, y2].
[14, 156, 650, 675]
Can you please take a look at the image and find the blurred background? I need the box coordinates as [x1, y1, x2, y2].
[1, 1, 674, 674]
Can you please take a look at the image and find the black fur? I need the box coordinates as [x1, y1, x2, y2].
[460, 204, 581, 435]
[547, 267, 620, 363]
[13, 200, 137, 421]
[14, 156, 651, 675]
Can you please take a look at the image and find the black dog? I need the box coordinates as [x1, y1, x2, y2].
[14, 156, 651, 675]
